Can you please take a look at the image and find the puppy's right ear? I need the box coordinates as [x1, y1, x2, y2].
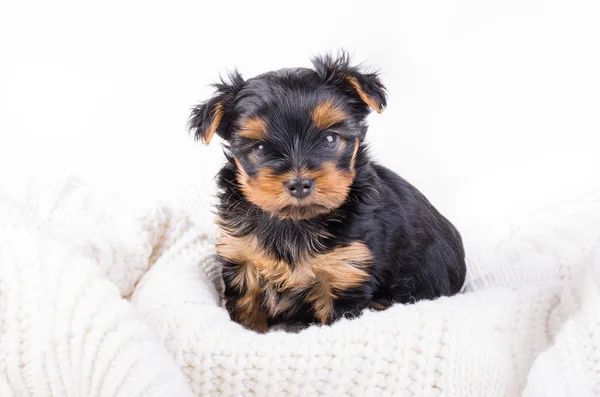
[312, 51, 387, 115]
[188, 71, 245, 144]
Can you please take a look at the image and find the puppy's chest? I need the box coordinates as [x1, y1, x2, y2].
[218, 230, 373, 322]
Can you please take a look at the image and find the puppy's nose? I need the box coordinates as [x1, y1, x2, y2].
[285, 177, 314, 199]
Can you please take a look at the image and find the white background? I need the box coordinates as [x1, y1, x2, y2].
[1, 0, 599, 233]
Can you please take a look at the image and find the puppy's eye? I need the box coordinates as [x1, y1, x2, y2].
[252, 143, 266, 158]
[323, 133, 339, 147]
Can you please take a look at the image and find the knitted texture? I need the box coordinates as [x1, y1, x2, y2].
[1, 176, 600, 396]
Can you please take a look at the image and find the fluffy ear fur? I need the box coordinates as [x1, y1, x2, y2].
[311, 51, 387, 114]
[188, 71, 245, 144]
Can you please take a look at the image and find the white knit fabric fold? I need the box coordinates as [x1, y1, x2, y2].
[1, 176, 600, 396]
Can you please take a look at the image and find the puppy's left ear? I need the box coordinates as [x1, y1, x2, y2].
[188, 71, 245, 144]
[312, 51, 387, 114]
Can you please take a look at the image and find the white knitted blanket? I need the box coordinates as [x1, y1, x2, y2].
[1, 176, 600, 397]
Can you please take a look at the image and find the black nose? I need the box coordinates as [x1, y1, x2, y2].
[285, 178, 314, 199]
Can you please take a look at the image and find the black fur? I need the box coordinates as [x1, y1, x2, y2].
[190, 51, 466, 329]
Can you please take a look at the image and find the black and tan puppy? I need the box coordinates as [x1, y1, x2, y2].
[189, 52, 466, 333]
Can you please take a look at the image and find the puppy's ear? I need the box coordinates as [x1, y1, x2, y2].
[188, 71, 245, 144]
[312, 51, 387, 114]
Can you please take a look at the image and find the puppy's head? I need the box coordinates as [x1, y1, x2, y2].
[189, 52, 386, 220]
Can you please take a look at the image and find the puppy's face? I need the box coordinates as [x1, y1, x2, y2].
[189, 53, 387, 220]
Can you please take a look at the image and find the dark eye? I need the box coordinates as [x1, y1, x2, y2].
[252, 143, 265, 158]
[323, 134, 339, 147]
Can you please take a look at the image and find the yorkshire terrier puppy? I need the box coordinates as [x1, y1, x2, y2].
[189, 52, 466, 333]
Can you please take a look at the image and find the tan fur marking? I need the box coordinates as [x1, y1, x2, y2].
[312, 242, 373, 290]
[238, 117, 268, 140]
[307, 275, 335, 324]
[235, 160, 291, 217]
[203, 103, 224, 144]
[312, 100, 347, 129]
[308, 242, 372, 323]
[219, 231, 314, 290]
[235, 293, 269, 333]
[262, 285, 296, 317]
[218, 232, 269, 332]
[303, 161, 355, 211]
[347, 76, 383, 113]
[351, 139, 359, 170]
[234, 160, 355, 221]
[219, 228, 372, 329]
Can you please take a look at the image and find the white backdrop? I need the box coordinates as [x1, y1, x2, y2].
[1, 0, 599, 234]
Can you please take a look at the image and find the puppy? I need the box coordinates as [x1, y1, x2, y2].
[189, 52, 466, 333]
